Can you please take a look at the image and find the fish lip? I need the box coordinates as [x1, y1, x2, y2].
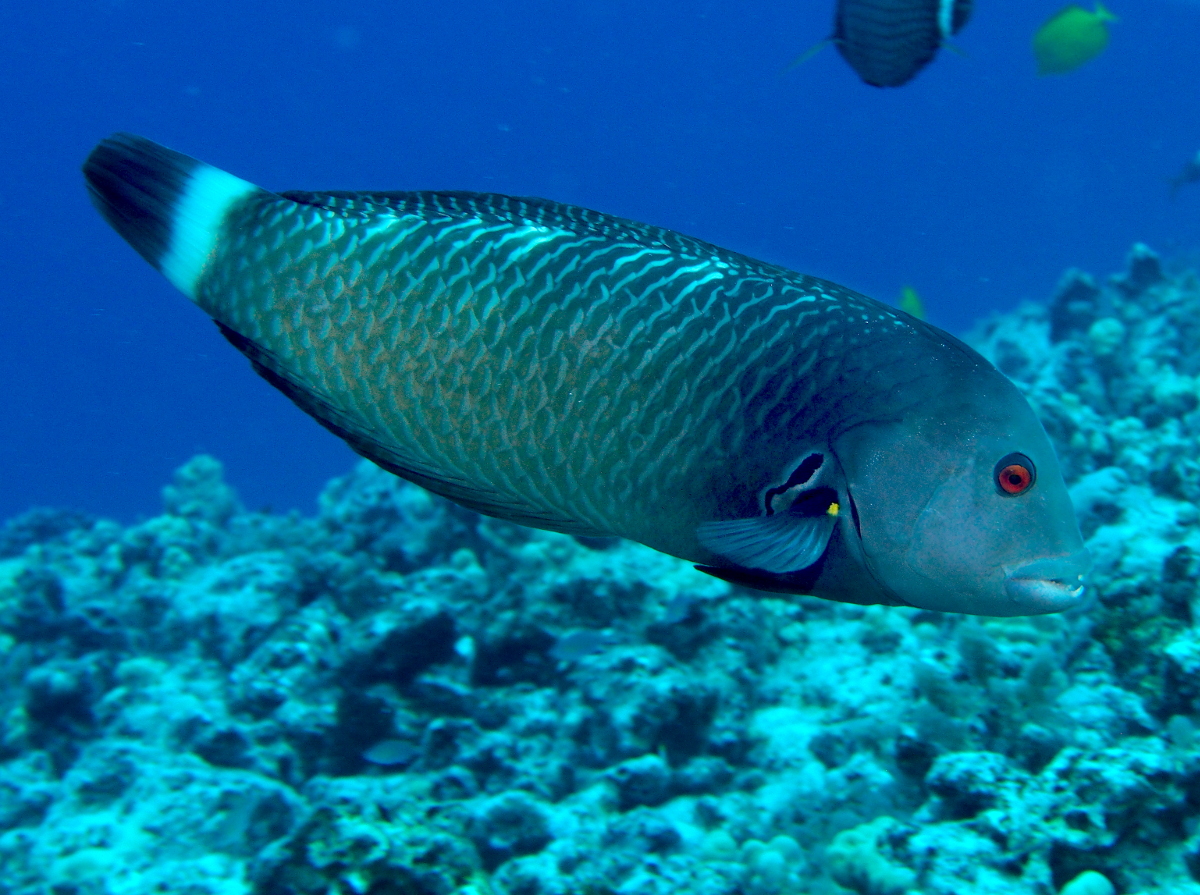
[1003, 550, 1093, 613]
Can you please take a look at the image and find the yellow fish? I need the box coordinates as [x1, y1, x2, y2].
[1033, 3, 1117, 75]
[898, 285, 925, 320]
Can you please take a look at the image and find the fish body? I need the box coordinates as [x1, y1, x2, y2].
[832, 0, 974, 87]
[550, 629, 622, 662]
[898, 285, 926, 319]
[1170, 150, 1200, 198]
[84, 135, 1090, 616]
[362, 739, 419, 767]
[1033, 3, 1116, 75]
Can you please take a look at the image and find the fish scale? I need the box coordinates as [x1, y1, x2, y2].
[830, 0, 973, 88]
[84, 134, 1090, 614]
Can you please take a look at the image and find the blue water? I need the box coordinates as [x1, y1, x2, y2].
[2, 0, 1198, 522]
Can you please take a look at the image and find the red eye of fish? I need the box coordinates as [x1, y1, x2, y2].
[994, 453, 1036, 496]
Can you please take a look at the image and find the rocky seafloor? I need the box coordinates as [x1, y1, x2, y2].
[5, 246, 1200, 895]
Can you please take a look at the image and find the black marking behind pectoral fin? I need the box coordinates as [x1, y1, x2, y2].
[214, 322, 606, 536]
[697, 510, 835, 574]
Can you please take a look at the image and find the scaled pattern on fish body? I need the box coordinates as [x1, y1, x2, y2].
[83, 134, 1090, 616]
[832, 0, 974, 87]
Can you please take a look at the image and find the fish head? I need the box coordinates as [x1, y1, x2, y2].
[834, 366, 1090, 616]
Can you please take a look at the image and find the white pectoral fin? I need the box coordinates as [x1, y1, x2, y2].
[697, 509, 836, 574]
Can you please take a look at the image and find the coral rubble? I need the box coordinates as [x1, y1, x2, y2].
[4, 246, 1200, 893]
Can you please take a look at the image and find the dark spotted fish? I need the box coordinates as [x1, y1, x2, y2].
[834, 0, 974, 87]
[83, 134, 1089, 616]
[550, 629, 622, 662]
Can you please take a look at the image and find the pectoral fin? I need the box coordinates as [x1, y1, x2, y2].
[697, 508, 836, 574]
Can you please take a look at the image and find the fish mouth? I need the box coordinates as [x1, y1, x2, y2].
[1003, 550, 1092, 613]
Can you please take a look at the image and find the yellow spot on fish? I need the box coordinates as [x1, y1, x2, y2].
[828, 501, 840, 517]
[898, 285, 925, 320]
[1033, 3, 1117, 75]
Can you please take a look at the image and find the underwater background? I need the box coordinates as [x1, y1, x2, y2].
[1, 0, 1198, 521]
[7, 1, 1200, 893]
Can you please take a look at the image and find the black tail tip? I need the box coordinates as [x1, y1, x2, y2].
[83, 133, 201, 270]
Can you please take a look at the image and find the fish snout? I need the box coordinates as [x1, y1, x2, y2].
[1003, 549, 1092, 613]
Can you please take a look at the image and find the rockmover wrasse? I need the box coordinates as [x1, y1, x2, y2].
[83, 134, 1091, 616]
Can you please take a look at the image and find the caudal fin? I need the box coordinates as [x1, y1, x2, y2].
[83, 133, 263, 299]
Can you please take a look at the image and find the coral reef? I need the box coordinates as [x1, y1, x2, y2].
[5, 246, 1200, 893]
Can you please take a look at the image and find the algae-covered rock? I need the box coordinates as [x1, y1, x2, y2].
[1049, 268, 1102, 343]
[826, 816, 916, 895]
[162, 455, 242, 525]
[740, 834, 807, 895]
[13, 247, 1200, 893]
[469, 790, 554, 869]
[0, 509, 96, 560]
[608, 752, 671, 810]
[1111, 242, 1165, 296]
[1060, 869, 1116, 895]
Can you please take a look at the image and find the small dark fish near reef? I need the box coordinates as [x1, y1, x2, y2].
[1169, 150, 1200, 199]
[550, 629, 622, 662]
[83, 134, 1090, 616]
[362, 739, 419, 767]
[832, 0, 974, 87]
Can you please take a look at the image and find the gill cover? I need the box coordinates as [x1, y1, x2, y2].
[833, 364, 1090, 616]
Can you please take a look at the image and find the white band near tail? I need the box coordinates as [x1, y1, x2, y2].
[159, 165, 260, 300]
[937, 0, 956, 38]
